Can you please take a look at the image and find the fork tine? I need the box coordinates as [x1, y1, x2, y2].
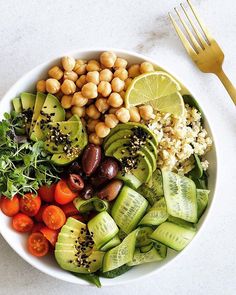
[187, 0, 212, 43]
[169, 13, 197, 57]
[180, 3, 208, 48]
[174, 7, 202, 52]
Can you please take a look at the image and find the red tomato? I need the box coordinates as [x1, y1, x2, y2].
[27, 232, 49, 257]
[38, 184, 56, 203]
[54, 180, 77, 205]
[34, 205, 48, 222]
[20, 193, 41, 217]
[70, 215, 85, 222]
[42, 205, 66, 230]
[0, 195, 20, 217]
[31, 223, 45, 233]
[40, 227, 59, 246]
[12, 213, 34, 233]
[60, 202, 78, 217]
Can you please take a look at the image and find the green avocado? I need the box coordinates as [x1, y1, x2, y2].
[104, 129, 133, 150]
[30, 92, 46, 134]
[20, 92, 36, 111]
[30, 94, 65, 141]
[12, 97, 22, 113]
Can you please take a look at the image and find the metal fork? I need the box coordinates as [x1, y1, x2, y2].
[169, 0, 236, 105]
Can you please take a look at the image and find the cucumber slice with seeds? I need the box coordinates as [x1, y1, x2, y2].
[162, 171, 198, 223]
[140, 243, 153, 253]
[100, 235, 121, 251]
[111, 186, 148, 234]
[136, 227, 153, 247]
[127, 246, 164, 266]
[73, 197, 109, 213]
[150, 222, 196, 251]
[197, 189, 209, 218]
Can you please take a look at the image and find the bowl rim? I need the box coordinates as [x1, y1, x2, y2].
[0, 47, 219, 287]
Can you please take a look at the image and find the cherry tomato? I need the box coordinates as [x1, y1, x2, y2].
[42, 205, 66, 230]
[31, 223, 45, 233]
[38, 184, 56, 203]
[27, 232, 49, 257]
[34, 205, 48, 222]
[55, 180, 77, 205]
[12, 213, 34, 233]
[70, 215, 85, 222]
[0, 195, 20, 217]
[20, 193, 41, 217]
[60, 202, 78, 217]
[40, 227, 59, 246]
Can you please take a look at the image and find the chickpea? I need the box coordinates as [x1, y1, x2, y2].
[108, 92, 123, 108]
[128, 64, 141, 78]
[116, 107, 130, 123]
[86, 104, 101, 119]
[111, 77, 125, 92]
[76, 75, 87, 88]
[95, 122, 110, 138]
[97, 81, 112, 97]
[140, 62, 154, 73]
[124, 78, 133, 90]
[100, 51, 117, 68]
[105, 114, 119, 128]
[86, 60, 101, 72]
[139, 105, 155, 121]
[109, 107, 119, 114]
[63, 71, 78, 82]
[71, 106, 86, 117]
[61, 79, 76, 95]
[99, 69, 113, 82]
[36, 80, 46, 92]
[114, 57, 128, 69]
[72, 92, 88, 107]
[46, 78, 60, 94]
[86, 71, 100, 85]
[119, 91, 125, 99]
[89, 133, 103, 145]
[114, 68, 128, 81]
[66, 110, 73, 120]
[61, 95, 73, 109]
[61, 56, 76, 71]
[74, 59, 87, 75]
[129, 106, 141, 122]
[95, 98, 109, 113]
[81, 82, 98, 99]
[87, 119, 99, 133]
[48, 66, 64, 80]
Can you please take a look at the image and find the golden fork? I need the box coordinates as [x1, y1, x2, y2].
[169, 0, 236, 105]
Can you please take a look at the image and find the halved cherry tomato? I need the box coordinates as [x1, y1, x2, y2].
[60, 202, 78, 217]
[70, 215, 85, 222]
[54, 180, 77, 205]
[0, 195, 20, 217]
[40, 227, 59, 246]
[34, 205, 48, 222]
[12, 213, 34, 233]
[27, 232, 49, 257]
[20, 193, 41, 217]
[38, 184, 56, 203]
[42, 205, 66, 230]
[31, 223, 45, 233]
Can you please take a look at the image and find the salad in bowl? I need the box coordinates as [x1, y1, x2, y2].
[0, 50, 216, 287]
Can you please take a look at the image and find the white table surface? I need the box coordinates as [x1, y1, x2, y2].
[0, 0, 235, 294]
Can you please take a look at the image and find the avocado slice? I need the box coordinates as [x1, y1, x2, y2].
[116, 172, 142, 189]
[12, 97, 22, 113]
[30, 92, 46, 134]
[55, 217, 104, 274]
[21, 92, 36, 111]
[31, 94, 65, 141]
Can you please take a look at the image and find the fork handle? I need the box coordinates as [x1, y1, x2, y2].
[215, 69, 236, 105]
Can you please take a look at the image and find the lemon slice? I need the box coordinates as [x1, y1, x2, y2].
[125, 71, 181, 108]
[147, 92, 185, 117]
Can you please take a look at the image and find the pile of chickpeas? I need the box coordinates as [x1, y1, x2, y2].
[36, 51, 156, 145]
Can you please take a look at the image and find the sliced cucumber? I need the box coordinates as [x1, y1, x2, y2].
[136, 227, 153, 247]
[167, 216, 196, 229]
[139, 197, 169, 226]
[127, 246, 164, 266]
[100, 235, 121, 251]
[99, 264, 132, 278]
[197, 189, 209, 218]
[118, 229, 127, 241]
[103, 229, 138, 272]
[111, 186, 148, 234]
[162, 171, 198, 223]
[150, 222, 196, 251]
[154, 241, 167, 258]
[88, 211, 119, 249]
[140, 243, 153, 253]
[73, 197, 109, 213]
[116, 171, 142, 189]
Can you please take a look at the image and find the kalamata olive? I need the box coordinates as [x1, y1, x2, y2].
[68, 174, 84, 191]
[97, 180, 123, 201]
[80, 184, 94, 200]
[82, 144, 102, 176]
[99, 158, 119, 180]
[90, 175, 108, 187]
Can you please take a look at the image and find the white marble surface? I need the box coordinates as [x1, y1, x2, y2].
[0, 0, 236, 294]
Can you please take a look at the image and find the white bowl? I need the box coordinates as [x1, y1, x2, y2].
[0, 49, 218, 287]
